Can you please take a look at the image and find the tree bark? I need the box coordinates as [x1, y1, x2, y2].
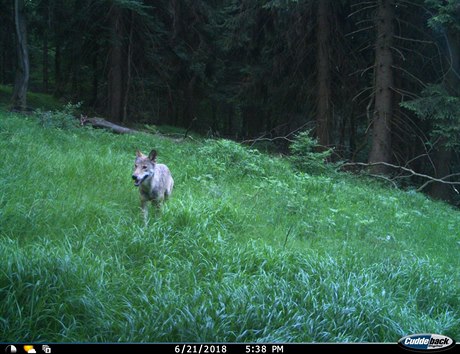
[54, 43, 63, 97]
[43, 29, 49, 93]
[91, 50, 99, 107]
[316, 0, 331, 148]
[1, 1, 14, 84]
[108, 5, 124, 122]
[122, 11, 134, 123]
[183, 75, 197, 126]
[368, 0, 395, 174]
[428, 145, 452, 202]
[226, 103, 234, 136]
[12, 0, 29, 110]
[211, 99, 218, 132]
[42, 0, 50, 93]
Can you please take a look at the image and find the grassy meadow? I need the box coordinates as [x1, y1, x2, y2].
[0, 108, 459, 342]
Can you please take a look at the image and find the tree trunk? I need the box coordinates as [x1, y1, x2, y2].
[54, 43, 63, 97]
[242, 105, 259, 138]
[43, 29, 49, 93]
[226, 103, 234, 136]
[349, 109, 356, 159]
[42, 0, 50, 93]
[183, 75, 197, 126]
[108, 5, 124, 122]
[428, 145, 452, 202]
[122, 12, 134, 123]
[316, 0, 331, 148]
[0, 1, 14, 85]
[368, 0, 395, 174]
[167, 94, 175, 125]
[91, 50, 99, 107]
[11, 0, 29, 110]
[211, 100, 218, 132]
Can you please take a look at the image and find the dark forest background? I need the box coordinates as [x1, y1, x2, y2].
[2, 0, 460, 204]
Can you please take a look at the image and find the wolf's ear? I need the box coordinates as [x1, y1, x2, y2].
[136, 150, 144, 157]
[148, 149, 157, 162]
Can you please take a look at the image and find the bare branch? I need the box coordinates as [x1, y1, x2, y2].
[348, 4, 378, 18]
[351, 86, 373, 102]
[390, 86, 419, 100]
[417, 173, 460, 192]
[357, 43, 372, 53]
[341, 162, 460, 191]
[391, 65, 427, 87]
[350, 1, 376, 8]
[365, 93, 374, 132]
[349, 65, 374, 78]
[355, 19, 374, 26]
[241, 122, 312, 147]
[405, 153, 430, 166]
[345, 25, 375, 37]
[393, 35, 433, 44]
[398, 0, 426, 8]
[390, 46, 406, 61]
[243, 135, 296, 145]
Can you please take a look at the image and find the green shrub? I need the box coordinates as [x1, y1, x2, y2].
[289, 130, 333, 174]
[198, 139, 268, 177]
[35, 102, 82, 130]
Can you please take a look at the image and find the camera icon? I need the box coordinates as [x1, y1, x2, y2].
[41, 346, 51, 354]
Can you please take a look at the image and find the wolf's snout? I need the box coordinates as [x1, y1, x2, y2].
[132, 175, 141, 187]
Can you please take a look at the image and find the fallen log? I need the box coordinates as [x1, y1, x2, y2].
[81, 116, 137, 134]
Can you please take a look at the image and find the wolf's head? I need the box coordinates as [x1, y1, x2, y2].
[132, 149, 157, 187]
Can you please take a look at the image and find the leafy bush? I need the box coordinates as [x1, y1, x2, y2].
[198, 139, 269, 177]
[35, 102, 82, 130]
[289, 130, 333, 174]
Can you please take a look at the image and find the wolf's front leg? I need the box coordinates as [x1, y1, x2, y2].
[151, 199, 162, 217]
[141, 199, 148, 225]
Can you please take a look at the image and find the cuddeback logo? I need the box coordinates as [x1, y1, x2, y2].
[398, 334, 456, 352]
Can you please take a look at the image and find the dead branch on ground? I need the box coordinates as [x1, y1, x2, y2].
[341, 161, 460, 192]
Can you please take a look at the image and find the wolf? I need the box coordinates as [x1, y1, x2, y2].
[132, 149, 174, 223]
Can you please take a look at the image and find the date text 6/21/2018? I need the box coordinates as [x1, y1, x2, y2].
[173, 344, 284, 354]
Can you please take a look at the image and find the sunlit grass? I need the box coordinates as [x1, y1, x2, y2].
[0, 111, 459, 342]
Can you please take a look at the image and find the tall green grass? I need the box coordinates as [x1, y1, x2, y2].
[0, 111, 459, 342]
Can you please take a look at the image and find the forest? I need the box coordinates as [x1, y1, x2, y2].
[1, 0, 460, 203]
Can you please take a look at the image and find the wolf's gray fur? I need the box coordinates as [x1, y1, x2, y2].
[132, 149, 174, 223]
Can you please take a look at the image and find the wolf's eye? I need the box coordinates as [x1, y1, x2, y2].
[142, 165, 148, 170]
